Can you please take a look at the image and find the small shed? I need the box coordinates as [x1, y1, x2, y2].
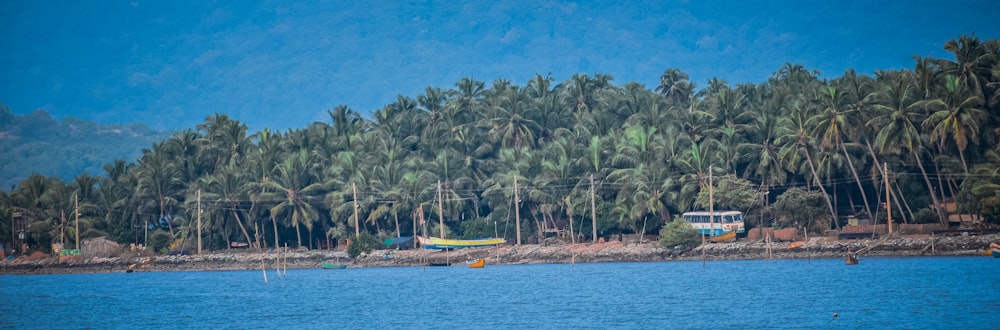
[82, 237, 120, 256]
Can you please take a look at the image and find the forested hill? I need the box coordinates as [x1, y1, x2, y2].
[0, 105, 171, 189]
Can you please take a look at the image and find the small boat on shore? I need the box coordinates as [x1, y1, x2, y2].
[467, 258, 485, 268]
[417, 236, 505, 250]
[709, 231, 736, 243]
[991, 242, 1000, 258]
[788, 241, 805, 249]
[321, 261, 347, 269]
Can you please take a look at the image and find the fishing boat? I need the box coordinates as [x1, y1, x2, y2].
[321, 261, 347, 269]
[991, 242, 1000, 258]
[428, 262, 451, 267]
[467, 258, 485, 268]
[845, 253, 859, 265]
[417, 236, 505, 250]
[709, 230, 736, 243]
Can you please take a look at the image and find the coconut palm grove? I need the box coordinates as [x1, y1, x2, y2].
[2, 35, 999, 255]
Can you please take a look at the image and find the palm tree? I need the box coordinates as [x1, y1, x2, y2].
[869, 70, 945, 223]
[196, 164, 255, 247]
[197, 114, 251, 168]
[482, 86, 542, 149]
[776, 104, 839, 228]
[655, 68, 694, 105]
[258, 150, 325, 247]
[920, 75, 988, 173]
[738, 86, 789, 202]
[134, 143, 184, 237]
[809, 84, 874, 222]
[939, 34, 996, 100]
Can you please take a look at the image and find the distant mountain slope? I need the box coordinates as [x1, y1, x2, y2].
[0, 105, 172, 189]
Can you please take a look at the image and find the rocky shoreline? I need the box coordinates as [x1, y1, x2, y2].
[2, 234, 997, 275]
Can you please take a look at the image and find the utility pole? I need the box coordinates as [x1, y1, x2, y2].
[513, 176, 521, 246]
[197, 189, 202, 255]
[75, 193, 80, 251]
[437, 180, 445, 239]
[60, 210, 66, 247]
[885, 162, 892, 234]
[708, 169, 714, 236]
[352, 182, 360, 238]
[590, 174, 597, 243]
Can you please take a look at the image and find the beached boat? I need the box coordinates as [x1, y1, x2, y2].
[468, 258, 485, 268]
[417, 236, 505, 250]
[321, 261, 347, 269]
[845, 253, 859, 265]
[788, 241, 805, 249]
[709, 230, 736, 243]
[991, 242, 1000, 258]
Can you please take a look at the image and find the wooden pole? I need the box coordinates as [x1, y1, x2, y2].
[60, 210, 66, 247]
[885, 162, 892, 234]
[75, 193, 80, 251]
[438, 180, 444, 239]
[590, 174, 597, 243]
[513, 176, 521, 246]
[701, 232, 706, 267]
[353, 182, 360, 238]
[708, 170, 714, 236]
[197, 189, 202, 255]
[257, 222, 267, 284]
[805, 228, 811, 264]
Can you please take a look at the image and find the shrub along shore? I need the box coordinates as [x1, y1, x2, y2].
[1, 234, 996, 275]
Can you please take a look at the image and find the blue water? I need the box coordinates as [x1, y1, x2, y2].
[1, 257, 998, 329]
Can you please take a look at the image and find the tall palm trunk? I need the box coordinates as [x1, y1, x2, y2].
[272, 215, 280, 251]
[840, 143, 873, 221]
[803, 146, 840, 230]
[910, 148, 945, 223]
[394, 212, 400, 238]
[159, 196, 174, 237]
[295, 223, 303, 248]
[231, 208, 253, 245]
[865, 140, 914, 220]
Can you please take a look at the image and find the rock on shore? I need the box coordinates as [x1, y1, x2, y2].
[2, 234, 997, 274]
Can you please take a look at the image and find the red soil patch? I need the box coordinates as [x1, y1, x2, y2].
[24, 251, 49, 261]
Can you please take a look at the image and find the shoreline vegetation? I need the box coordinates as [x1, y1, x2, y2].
[3, 234, 996, 275]
[3, 35, 1000, 278]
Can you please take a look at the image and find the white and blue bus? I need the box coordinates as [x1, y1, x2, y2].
[681, 211, 746, 236]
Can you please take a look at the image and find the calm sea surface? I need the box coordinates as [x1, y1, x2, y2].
[1, 257, 998, 329]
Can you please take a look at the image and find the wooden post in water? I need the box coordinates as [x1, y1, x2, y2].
[766, 234, 771, 260]
[257, 222, 267, 284]
[701, 229, 707, 267]
[804, 228, 811, 264]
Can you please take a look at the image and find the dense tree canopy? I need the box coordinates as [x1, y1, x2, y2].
[3, 35, 999, 255]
